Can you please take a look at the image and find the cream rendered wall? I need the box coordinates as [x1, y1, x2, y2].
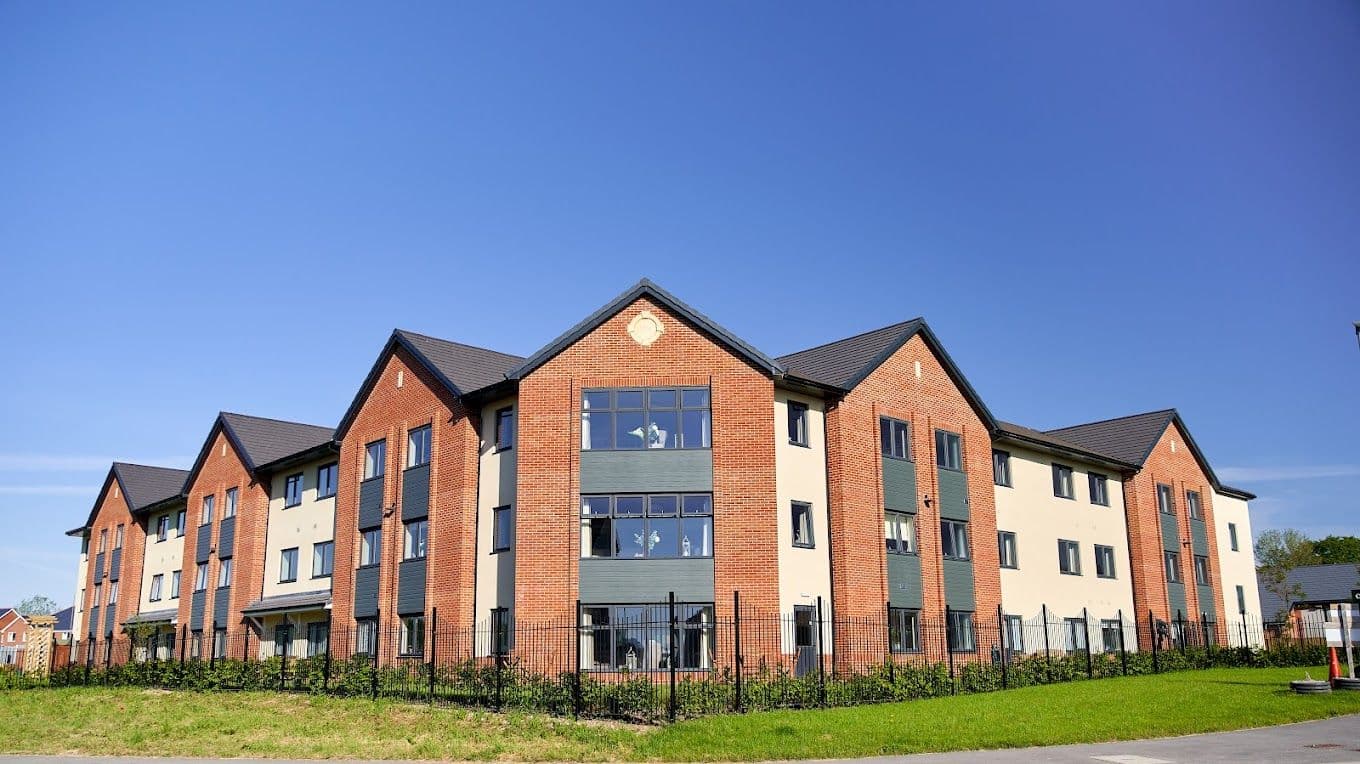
[774, 391, 833, 651]
[995, 446, 1135, 629]
[139, 508, 184, 613]
[254, 611, 331, 659]
[72, 536, 88, 639]
[474, 396, 517, 656]
[1212, 492, 1263, 645]
[262, 456, 337, 599]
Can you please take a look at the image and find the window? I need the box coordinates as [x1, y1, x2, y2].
[404, 520, 428, 560]
[201, 495, 214, 525]
[1101, 620, 1122, 653]
[306, 622, 329, 658]
[317, 462, 338, 499]
[189, 631, 202, 660]
[880, 417, 910, 460]
[360, 529, 382, 567]
[107, 580, 118, 604]
[941, 520, 969, 560]
[579, 603, 715, 671]
[193, 563, 208, 592]
[149, 574, 163, 601]
[993, 450, 1011, 487]
[224, 487, 238, 518]
[1089, 473, 1109, 506]
[580, 493, 713, 559]
[1194, 555, 1210, 586]
[356, 619, 378, 656]
[312, 541, 334, 578]
[283, 474, 303, 507]
[1095, 544, 1116, 579]
[495, 407, 515, 451]
[163, 632, 176, 659]
[491, 608, 511, 655]
[217, 558, 233, 588]
[407, 425, 431, 468]
[156, 515, 170, 542]
[787, 401, 809, 447]
[114, 524, 124, 548]
[888, 608, 921, 653]
[946, 610, 975, 652]
[1058, 539, 1081, 575]
[935, 430, 962, 470]
[1236, 585, 1246, 614]
[92, 583, 101, 608]
[212, 628, 227, 659]
[1186, 490, 1202, 520]
[1164, 550, 1182, 583]
[1228, 522, 1239, 551]
[1052, 464, 1074, 499]
[98, 528, 107, 553]
[492, 506, 513, 552]
[274, 624, 293, 658]
[170, 570, 180, 599]
[400, 615, 425, 656]
[364, 440, 386, 479]
[791, 501, 814, 548]
[280, 547, 299, 583]
[1157, 483, 1174, 515]
[1065, 618, 1088, 651]
[1004, 615, 1025, 653]
[580, 388, 711, 450]
[175, 509, 186, 537]
[998, 531, 1018, 569]
[885, 511, 917, 554]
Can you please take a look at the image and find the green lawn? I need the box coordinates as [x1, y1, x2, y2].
[2, 667, 1357, 761]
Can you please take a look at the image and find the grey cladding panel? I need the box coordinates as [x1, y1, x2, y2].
[354, 566, 379, 618]
[887, 553, 923, 609]
[88, 606, 99, 637]
[402, 465, 430, 521]
[213, 587, 230, 627]
[579, 558, 714, 602]
[1167, 581, 1187, 620]
[938, 469, 969, 521]
[103, 603, 115, 635]
[397, 559, 427, 614]
[218, 516, 236, 558]
[359, 479, 384, 529]
[1190, 518, 1209, 556]
[94, 552, 105, 581]
[942, 558, 975, 610]
[882, 459, 917, 512]
[1160, 512, 1180, 552]
[109, 549, 121, 581]
[195, 524, 212, 563]
[190, 591, 205, 630]
[580, 450, 713, 494]
[1197, 586, 1215, 618]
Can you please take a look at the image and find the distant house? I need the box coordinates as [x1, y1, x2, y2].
[0, 607, 29, 666]
[52, 606, 75, 642]
[1257, 563, 1360, 632]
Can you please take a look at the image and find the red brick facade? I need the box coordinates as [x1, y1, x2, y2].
[80, 473, 146, 657]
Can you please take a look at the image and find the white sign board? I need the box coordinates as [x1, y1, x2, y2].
[1324, 604, 1360, 647]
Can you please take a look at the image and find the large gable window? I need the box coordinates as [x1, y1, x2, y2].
[581, 388, 710, 450]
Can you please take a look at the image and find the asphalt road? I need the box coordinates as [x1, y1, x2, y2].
[2, 714, 1358, 764]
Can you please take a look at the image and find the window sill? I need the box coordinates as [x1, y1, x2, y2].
[361, 475, 385, 484]
[579, 556, 715, 561]
[282, 503, 301, 510]
[493, 445, 513, 454]
[1000, 565, 1019, 571]
[887, 550, 919, 557]
[317, 493, 337, 501]
[1097, 574, 1117, 580]
[581, 447, 714, 453]
[882, 454, 913, 463]
[1059, 571, 1082, 576]
[404, 464, 430, 472]
[942, 556, 970, 562]
[357, 563, 381, 570]
[788, 440, 810, 449]
[310, 573, 332, 580]
[1054, 494, 1075, 501]
[792, 542, 815, 550]
[491, 546, 511, 554]
[936, 465, 964, 473]
[279, 578, 297, 584]
[994, 482, 1011, 488]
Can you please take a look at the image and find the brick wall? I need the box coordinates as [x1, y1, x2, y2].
[81, 473, 145, 659]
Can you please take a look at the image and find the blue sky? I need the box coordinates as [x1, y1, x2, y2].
[1, 2, 1357, 607]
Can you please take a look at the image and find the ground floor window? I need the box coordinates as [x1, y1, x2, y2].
[1100, 620, 1123, 653]
[356, 618, 377, 656]
[274, 624, 293, 657]
[580, 603, 714, 671]
[491, 608, 511, 656]
[888, 607, 920, 653]
[400, 615, 425, 657]
[189, 631, 202, 660]
[212, 628, 227, 659]
[1004, 615, 1024, 653]
[306, 622, 329, 657]
[1064, 618, 1087, 652]
[162, 631, 176, 660]
[946, 610, 975, 652]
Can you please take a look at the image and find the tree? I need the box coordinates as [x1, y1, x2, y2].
[1311, 535, 1360, 565]
[1255, 529, 1317, 620]
[15, 595, 57, 616]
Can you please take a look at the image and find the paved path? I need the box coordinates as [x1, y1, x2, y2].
[2, 714, 1358, 763]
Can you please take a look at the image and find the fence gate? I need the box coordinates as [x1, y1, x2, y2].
[793, 605, 816, 677]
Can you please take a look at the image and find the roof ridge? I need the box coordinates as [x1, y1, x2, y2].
[1046, 407, 1177, 434]
[394, 328, 526, 361]
[111, 461, 189, 472]
[776, 318, 923, 360]
[219, 411, 334, 432]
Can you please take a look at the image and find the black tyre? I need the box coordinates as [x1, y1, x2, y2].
[1334, 677, 1360, 691]
[1290, 679, 1332, 694]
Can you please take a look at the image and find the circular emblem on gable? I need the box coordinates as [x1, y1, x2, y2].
[627, 310, 664, 347]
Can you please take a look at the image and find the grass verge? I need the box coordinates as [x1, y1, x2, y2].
[2, 666, 1356, 761]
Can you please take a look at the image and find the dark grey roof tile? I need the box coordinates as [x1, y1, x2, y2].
[776, 320, 923, 389]
[394, 330, 525, 395]
[220, 413, 334, 472]
[1045, 409, 1177, 467]
[112, 463, 190, 512]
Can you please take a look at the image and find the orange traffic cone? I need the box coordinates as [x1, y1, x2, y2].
[1329, 647, 1342, 685]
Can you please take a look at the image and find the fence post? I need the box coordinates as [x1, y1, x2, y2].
[1240, 611, 1248, 649]
[209, 619, 216, 671]
[1041, 604, 1051, 683]
[428, 608, 437, 705]
[946, 605, 956, 695]
[322, 618, 332, 692]
[1150, 610, 1160, 673]
[732, 591, 743, 713]
[179, 626, 187, 664]
[370, 609, 380, 700]
[572, 600, 583, 718]
[816, 595, 827, 707]
[886, 601, 895, 685]
[280, 627, 288, 691]
[1082, 607, 1093, 679]
[668, 592, 678, 722]
[1177, 610, 1186, 655]
[1201, 612, 1212, 656]
[997, 604, 1008, 690]
[1117, 608, 1128, 676]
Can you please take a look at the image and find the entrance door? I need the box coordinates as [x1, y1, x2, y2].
[794, 605, 817, 677]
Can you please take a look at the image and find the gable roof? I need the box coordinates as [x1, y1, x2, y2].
[185, 412, 334, 487]
[994, 420, 1138, 471]
[52, 606, 74, 632]
[73, 462, 191, 533]
[1257, 563, 1360, 618]
[335, 331, 525, 439]
[1048, 409, 1255, 500]
[777, 319, 998, 430]
[506, 279, 785, 381]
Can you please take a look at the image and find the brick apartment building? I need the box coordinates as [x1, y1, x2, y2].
[66, 279, 1262, 671]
